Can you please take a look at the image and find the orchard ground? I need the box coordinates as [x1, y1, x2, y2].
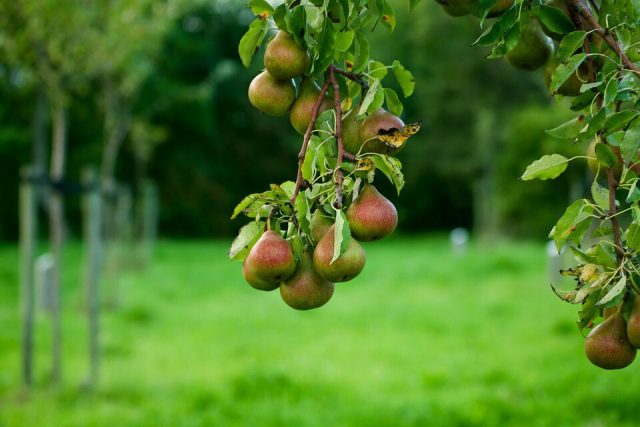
[1, 236, 639, 426]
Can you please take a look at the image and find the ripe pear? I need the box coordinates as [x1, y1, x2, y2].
[627, 295, 640, 348]
[280, 251, 334, 310]
[242, 230, 296, 290]
[584, 312, 636, 369]
[346, 185, 398, 242]
[543, 58, 589, 96]
[461, 0, 513, 17]
[313, 225, 366, 283]
[434, 0, 469, 16]
[342, 113, 363, 154]
[264, 31, 309, 80]
[359, 109, 405, 155]
[248, 71, 296, 117]
[290, 79, 333, 135]
[310, 210, 333, 243]
[506, 19, 554, 71]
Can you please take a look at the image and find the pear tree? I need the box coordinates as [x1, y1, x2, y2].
[230, 0, 640, 371]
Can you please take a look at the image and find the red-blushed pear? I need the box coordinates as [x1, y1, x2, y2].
[248, 71, 296, 117]
[346, 185, 398, 242]
[506, 19, 554, 71]
[359, 109, 405, 155]
[584, 312, 636, 369]
[313, 225, 366, 283]
[290, 79, 333, 135]
[264, 31, 309, 80]
[280, 251, 334, 310]
[242, 230, 296, 290]
[627, 295, 640, 348]
[310, 210, 333, 243]
[342, 113, 363, 154]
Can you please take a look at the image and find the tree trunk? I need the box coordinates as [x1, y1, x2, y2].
[48, 100, 67, 386]
[472, 110, 499, 243]
[33, 85, 50, 212]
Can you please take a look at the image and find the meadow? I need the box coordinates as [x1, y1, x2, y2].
[1, 236, 639, 426]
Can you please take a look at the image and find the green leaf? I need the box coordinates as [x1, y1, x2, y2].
[331, 210, 351, 264]
[473, 7, 518, 47]
[595, 143, 617, 168]
[621, 120, 640, 161]
[369, 60, 388, 79]
[537, 5, 575, 35]
[384, 87, 403, 116]
[228, 221, 263, 260]
[603, 77, 619, 107]
[558, 31, 587, 60]
[335, 30, 355, 52]
[367, 153, 405, 194]
[521, 154, 570, 180]
[353, 31, 370, 74]
[591, 180, 610, 210]
[410, 0, 423, 12]
[238, 19, 269, 68]
[626, 222, 640, 250]
[597, 275, 627, 306]
[552, 199, 594, 250]
[604, 110, 638, 135]
[545, 115, 587, 139]
[392, 60, 415, 97]
[312, 20, 338, 75]
[381, 0, 396, 31]
[358, 79, 383, 116]
[247, 0, 274, 16]
[550, 53, 587, 94]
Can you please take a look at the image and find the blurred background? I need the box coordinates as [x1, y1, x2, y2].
[2, 1, 640, 426]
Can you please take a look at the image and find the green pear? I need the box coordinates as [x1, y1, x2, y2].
[543, 58, 588, 96]
[434, 0, 470, 16]
[584, 312, 636, 370]
[290, 79, 333, 135]
[359, 109, 405, 155]
[280, 251, 334, 310]
[264, 31, 309, 80]
[346, 185, 398, 242]
[342, 113, 363, 154]
[313, 225, 366, 283]
[310, 210, 333, 243]
[506, 19, 554, 71]
[248, 71, 296, 117]
[627, 295, 640, 348]
[242, 230, 296, 290]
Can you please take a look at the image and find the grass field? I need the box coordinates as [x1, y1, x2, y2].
[1, 236, 640, 426]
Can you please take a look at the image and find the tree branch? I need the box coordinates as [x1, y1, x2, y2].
[333, 67, 369, 92]
[290, 78, 331, 205]
[329, 65, 346, 209]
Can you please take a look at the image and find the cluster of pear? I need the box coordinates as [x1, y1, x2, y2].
[584, 298, 640, 369]
[242, 184, 398, 310]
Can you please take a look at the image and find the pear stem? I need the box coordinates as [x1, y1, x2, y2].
[290, 78, 331, 205]
[328, 65, 345, 209]
[568, 0, 640, 76]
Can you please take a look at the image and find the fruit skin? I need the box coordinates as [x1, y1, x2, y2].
[290, 79, 333, 135]
[434, 0, 469, 16]
[313, 225, 366, 283]
[358, 109, 405, 155]
[346, 184, 398, 242]
[627, 295, 640, 348]
[242, 230, 296, 290]
[461, 0, 513, 17]
[584, 312, 636, 369]
[342, 113, 363, 154]
[506, 19, 554, 71]
[248, 71, 296, 117]
[543, 58, 588, 96]
[263, 31, 309, 80]
[310, 210, 333, 243]
[280, 252, 334, 310]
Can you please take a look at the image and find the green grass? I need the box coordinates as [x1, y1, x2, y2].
[1, 235, 640, 426]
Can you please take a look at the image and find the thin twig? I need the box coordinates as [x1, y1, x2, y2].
[328, 65, 346, 209]
[333, 67, 369, 92]
[290, 78, 331, 205]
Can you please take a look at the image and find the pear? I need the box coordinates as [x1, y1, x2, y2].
[461, 0, 513, 17]
[434, 0, 469, 16]
[543, 58, 589, 96]
[346, 184, 398, 242]
[290, 79, 333, 135]
[310, 210, 333, 243]
[313, 225, 366, 283]
[627, 295, 640, 348]
[248, 71, 296, 117]
[264, 31, 309, 80]
[280, 251, 334, 310]
[342, 113, 363, 154]
[506, 19, 554, 71]
[584, 312, 636, 369]
[359, 109, 405, 155]
[242, 230, 296, 290]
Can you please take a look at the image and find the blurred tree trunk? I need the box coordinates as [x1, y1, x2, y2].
[33, 85, 49, 210]
[472, 110, 500, 243]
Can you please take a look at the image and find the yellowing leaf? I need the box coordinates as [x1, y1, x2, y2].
[355, 158, 375, 171]
[375, 121, 422, 150]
